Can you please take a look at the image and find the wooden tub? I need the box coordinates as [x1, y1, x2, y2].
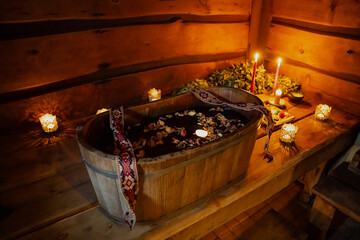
[77, 87, 263, 221]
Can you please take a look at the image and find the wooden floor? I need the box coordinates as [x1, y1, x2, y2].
[1, 90, 360, 240]
[202, 182, 360, 240]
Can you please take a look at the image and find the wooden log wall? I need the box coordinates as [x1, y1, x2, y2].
[261, 0, 360, 113]
[0, 0, 252, 136]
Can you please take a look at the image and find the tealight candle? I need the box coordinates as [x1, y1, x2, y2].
[39, 113, 58, 133]
[273, 57, 282, 91]
[250, 53, 259, 93]
[195, 129, 208, 138]
[280, 123, 298, 143]
[315, 104, 331, 120]
[96, 108, 109, 115]
[274, 89, 282, 105]
[148, 88, 161, 101]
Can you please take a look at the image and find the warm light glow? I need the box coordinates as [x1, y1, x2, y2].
[274, 89, 282, 105]
[96, 108, 109, 115]
[148, 88, 161, 101]
[315, 104, 331, 120]
[280, 123, 298, 143]
[195, 129, 208, 138]
[254, 53, 259, 62]
[39, 113, 58, 133]
[277, 57, 282, 65]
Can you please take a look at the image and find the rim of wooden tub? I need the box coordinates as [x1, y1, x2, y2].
[76, 87, 263, 174]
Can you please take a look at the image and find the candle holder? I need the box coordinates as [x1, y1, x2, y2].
[269, 89, 285, 107]
[39, 113, 58, 133]
[280, 123, 298, 143]
[148, 88, 161, 101]
[315, 104, 331, 120]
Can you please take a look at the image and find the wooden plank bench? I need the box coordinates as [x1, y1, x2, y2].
[310, 162, 360, 239]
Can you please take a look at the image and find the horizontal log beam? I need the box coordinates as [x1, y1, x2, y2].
[271, 0, 360, 29]
[0, 21, 249, 94]
[266, 53, 360, 85]
[0, 0, 251, 22]
[0, 52, 246, 104]
[272, 17, 360, 40]
[266, 23, 360, 80]
[0, 14, 250, 40]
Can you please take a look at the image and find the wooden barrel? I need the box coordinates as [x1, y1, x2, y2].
[77, 87, 263, 221]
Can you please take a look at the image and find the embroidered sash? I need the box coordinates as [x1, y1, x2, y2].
[110, 107, 138, 228]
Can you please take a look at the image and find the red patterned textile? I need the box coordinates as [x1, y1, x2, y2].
[110, 107, 138, 228]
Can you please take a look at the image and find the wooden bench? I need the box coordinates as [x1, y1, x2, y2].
[309, 162, 360, 239]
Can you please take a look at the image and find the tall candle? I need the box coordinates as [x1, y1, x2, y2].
[250, 53, 259, 93]
[273, 57, 282, 91]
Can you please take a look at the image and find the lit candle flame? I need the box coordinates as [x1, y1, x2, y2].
[254, 53, 259, 62]
[195, 129, 208, 138]
[277, 57, 282, 65]
[148, 88, 161, 101]
[275, 89, 282, 96]
[96, 108, 109, 115]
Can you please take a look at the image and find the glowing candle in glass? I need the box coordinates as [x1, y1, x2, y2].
[195, 129, 208, 138]
[96, 108, 109, 115]
[39, 113, 58, 133]
[273, 57, 282, 91]
[274, 89, 282, 105]
[148, 88, 161, 101]
[250, 53, 259, 93]
[315, 104, 331, 120]
[280, 123, 298, 143]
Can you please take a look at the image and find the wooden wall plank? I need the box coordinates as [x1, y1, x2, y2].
[266, 24, 360, 79]
[0, 0, 251, 22]
[272, 0, 360, 28]
[0, 22, 249, 94]
[0, 57, 244, 133]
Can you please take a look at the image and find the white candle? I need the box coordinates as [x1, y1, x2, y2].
[250, 53, 259, 93]
[274, 89, 282, 105]
[39, 113, 58, 133]
[195, 129, 208, 138]
[148, 88, 161, 101]
[315, 104, 331, 120]
[280, 123, 298, 143]
[273, 58, 282, 91]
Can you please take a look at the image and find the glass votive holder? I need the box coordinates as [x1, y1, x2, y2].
[280, 123, 298, 143]
[148, 88, 161, 101]
[39, 113, 58, 133]
[315, 104, 331, 120]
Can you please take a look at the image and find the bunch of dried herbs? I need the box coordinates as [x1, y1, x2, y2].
[172, 61, 301, 95]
